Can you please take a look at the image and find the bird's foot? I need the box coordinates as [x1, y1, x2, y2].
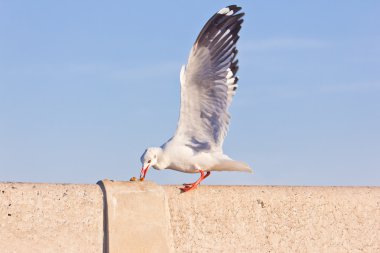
[180, 170, 210, 192]
[180, 182, 199, 192]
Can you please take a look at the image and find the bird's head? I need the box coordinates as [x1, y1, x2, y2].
[139, 147, 161, 180]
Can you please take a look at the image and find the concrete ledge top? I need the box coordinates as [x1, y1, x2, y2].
[1, 182, 379, 253]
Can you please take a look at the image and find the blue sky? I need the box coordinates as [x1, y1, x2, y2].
[0, 1, 379, 186]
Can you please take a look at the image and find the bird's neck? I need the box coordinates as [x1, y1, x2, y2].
[155, 149, 170, 170]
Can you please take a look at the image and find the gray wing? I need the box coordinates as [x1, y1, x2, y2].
[174, 5, 244, 152]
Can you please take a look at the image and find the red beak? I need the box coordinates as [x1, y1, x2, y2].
[140, 164, 150, 180]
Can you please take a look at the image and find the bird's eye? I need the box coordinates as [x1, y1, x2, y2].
[147, 160, 151, 163]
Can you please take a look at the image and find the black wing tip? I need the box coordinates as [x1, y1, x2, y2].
[218, 5, 243, 15]
[216, 6, 245, 20]
[229, 59, 239, 78]
[195, 5, 244, 46]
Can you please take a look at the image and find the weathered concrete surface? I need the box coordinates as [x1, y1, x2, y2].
[99, 180, 173, 253]
[1, 182, 379, 253]
[165, 185, 380, 253]
[0, 182, 103, 253]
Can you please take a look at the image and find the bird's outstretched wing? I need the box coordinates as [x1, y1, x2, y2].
[174, 5, 244, 152]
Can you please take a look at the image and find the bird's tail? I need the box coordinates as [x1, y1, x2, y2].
[210, 160, 252, 172]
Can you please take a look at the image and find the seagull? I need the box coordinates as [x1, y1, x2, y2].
[139, 5, 252, 192]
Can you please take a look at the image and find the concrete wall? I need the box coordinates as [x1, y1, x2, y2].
[0, 182, 103, 253]
[1, 182, 379, 253]
[166, 186, 380, 253]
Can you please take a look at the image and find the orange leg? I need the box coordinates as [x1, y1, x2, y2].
[180, 170, 211, 192]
